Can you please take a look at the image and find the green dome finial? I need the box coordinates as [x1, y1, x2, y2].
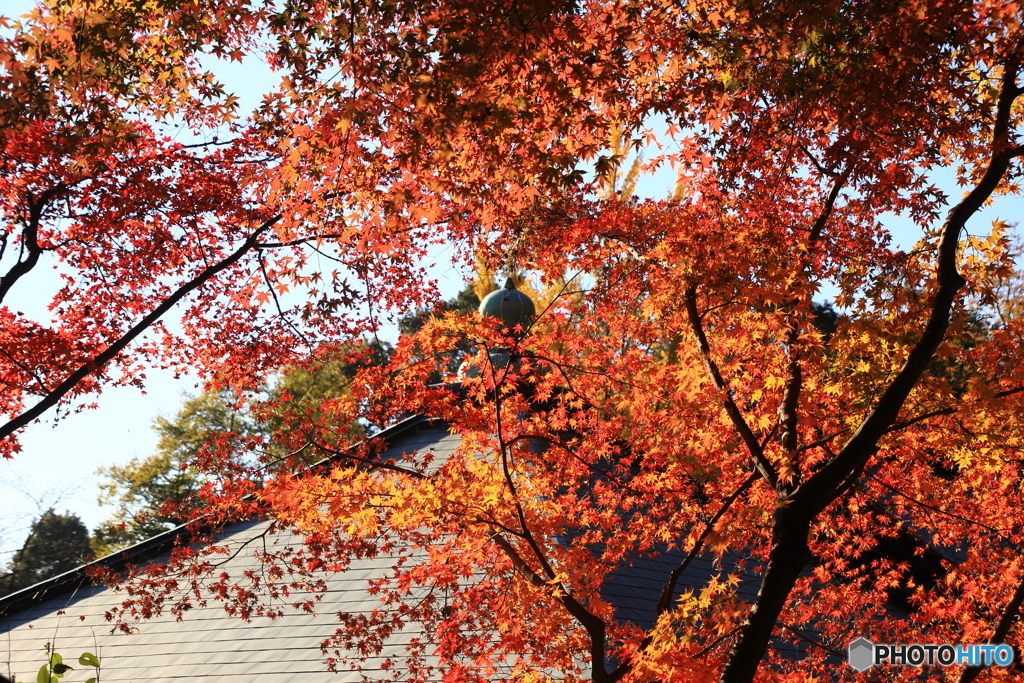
[478, 277, 536, 332]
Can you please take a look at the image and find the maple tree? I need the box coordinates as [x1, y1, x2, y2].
[0, 0, 427, 457]
[4, 0, 1024, 682]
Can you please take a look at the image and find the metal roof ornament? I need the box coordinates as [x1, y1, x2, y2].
[477, 277, 536, 333]
[458, 277, 537, 381]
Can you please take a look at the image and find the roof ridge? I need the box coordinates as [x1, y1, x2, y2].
[0, 413, 443, 619]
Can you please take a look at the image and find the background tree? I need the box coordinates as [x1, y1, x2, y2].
[2, 509, 90, 594]
[92, 338, 395, 557]
[260, 338, 395, 460]
[91, 390, 264, 557]
[0, 464, 90, 570]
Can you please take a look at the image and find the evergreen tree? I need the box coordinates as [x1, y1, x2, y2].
[398, 283, 483, 336]
[2, 509, 91, 594]
[397, 284, 483, 384]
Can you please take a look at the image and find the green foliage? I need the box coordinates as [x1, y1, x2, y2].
[92, 340, 394, 555]
[263, 339, 394, 455]
[1, 510, 91, 594]
[91, 390, 266, 557]
[14, 647, 99, 683]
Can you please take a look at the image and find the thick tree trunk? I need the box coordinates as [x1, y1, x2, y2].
[718, 507, 812, 683]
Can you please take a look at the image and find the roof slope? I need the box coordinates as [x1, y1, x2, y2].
[1, 421, 462, 683]
[1, 418, 776, 682]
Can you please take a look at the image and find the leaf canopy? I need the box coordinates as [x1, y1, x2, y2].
[4, 0, 1024, 682]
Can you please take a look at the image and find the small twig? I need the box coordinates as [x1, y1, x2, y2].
[255, 233, 347, 249]
[867, 472, 1010, 536]
[656, 472, 760, 615]
[695, 625, 743, 659]
[778, 622, 845, 658]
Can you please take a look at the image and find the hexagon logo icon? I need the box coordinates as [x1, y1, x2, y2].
[848, 637, 875, 672]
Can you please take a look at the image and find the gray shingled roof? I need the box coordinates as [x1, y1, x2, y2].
[0, 418, 787, 682]
[1, 420, 463, 683]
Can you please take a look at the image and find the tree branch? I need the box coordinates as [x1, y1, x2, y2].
[0, 185, 67, 304]
[490, 391, 614, 682]
[255, 233, 347, 249]
[0, 216, 281, 446]
[778, 622, 845, 658]
[958, 574, 1024, 683]
[720, 45, 1024, 683]
[866, 474, 1010, 537]
[684, 286, 778, 487]
[657, 472, 760, 616]
[779, 169, 850, 488]
[887, 385, 1024, 433]
[311, 441, 428, 480]
[798, 45, 1024, 518]
[487, 531, 614, 683]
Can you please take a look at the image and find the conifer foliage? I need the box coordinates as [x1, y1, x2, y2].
[2, 509, 90, 594]
[4, 1, 1024, 681]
